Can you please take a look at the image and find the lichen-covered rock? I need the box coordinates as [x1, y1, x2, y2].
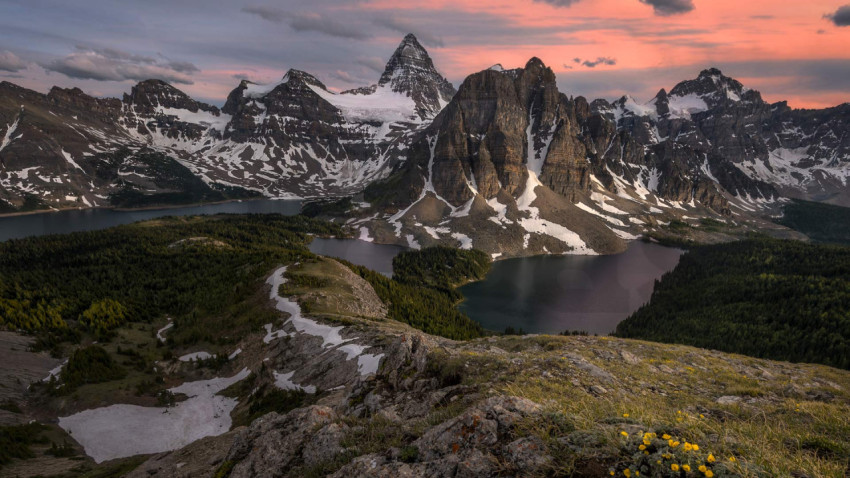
[226, 406, 339, 478]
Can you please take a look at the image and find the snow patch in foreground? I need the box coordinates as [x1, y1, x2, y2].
[58, 368, 250, 463]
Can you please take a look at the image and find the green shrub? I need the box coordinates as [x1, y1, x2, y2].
[61, 345, 126, 390]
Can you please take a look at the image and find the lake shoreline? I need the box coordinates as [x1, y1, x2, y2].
[0, 196, 303, 219]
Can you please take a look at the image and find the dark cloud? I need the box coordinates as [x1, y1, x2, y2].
[242, 6, 370, 40]
[573, 57, 581, 63]
[638, 0, 695, 16]
[562, 64, 574, 69]
[356, 56, 386, 73]
[580, 57, 617, 68]
[165, 60, 200, 74]
[750, 15, 774, 20]
[43, 47, 197, 84]
[532, 0, 583, 7]
[0, 50, 28, 72]
[824, 5, 850, 26]
[372, 16, 444, 47]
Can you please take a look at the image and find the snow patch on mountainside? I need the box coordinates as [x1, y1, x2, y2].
[309, 84, 420, 125]
[0, 116, 20, 153]
[667, 94, 709, 119]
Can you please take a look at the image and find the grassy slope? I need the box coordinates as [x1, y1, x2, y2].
[224, 253, 850, 478]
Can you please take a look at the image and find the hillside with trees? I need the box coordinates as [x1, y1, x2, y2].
[615, 238, 850, 369]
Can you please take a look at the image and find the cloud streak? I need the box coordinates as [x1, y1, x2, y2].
[43, 47, 198, 84]
[581, 56, 617, 68]
[372, 16, 444, 47]
[242, 6, 371, 40]
[638, 0, 695, 16]
[532, 0, 583, 6]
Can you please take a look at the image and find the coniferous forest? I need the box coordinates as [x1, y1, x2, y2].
[0, 215, 489, 350]
[615, 238, 850, 369]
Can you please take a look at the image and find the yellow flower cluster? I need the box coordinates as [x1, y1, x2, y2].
[619, 426, 722, 478]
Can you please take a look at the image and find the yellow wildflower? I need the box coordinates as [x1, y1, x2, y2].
[683, 443, 693, 452]
[609, 471, 614, 476]
[729, 456, 737, 463]
[620, 431, 629, 437]
[662, 434, 671, 440]
[624, 469, 631, 477]
[683, 464, 691, 472]
[639, 444, 646, 451]
[699, 465, 707, 472]
[705, 471, 714, 478]
[671, 464, 680, 472]
[623, 413, 630, 418]
[707, 454, 715, 463]
[692, 444, 700, 451]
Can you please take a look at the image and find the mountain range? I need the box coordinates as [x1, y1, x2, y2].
[0, 34, 847, 255]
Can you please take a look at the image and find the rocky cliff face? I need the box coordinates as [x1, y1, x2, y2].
[351, 62, 848, 256]
[357, 59, 738, 256]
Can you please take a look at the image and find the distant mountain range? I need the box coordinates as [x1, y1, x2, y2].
[0, 34, 847, 254]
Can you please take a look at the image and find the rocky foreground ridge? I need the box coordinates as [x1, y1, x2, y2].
[115, 258, 850, 478]
[2, 251, 849, 477]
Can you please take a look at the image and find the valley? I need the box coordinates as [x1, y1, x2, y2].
[0, 214, 848, 477]
[0, 17, 848, 478]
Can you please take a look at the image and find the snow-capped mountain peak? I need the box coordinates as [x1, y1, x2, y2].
[377, 33, 456, 118]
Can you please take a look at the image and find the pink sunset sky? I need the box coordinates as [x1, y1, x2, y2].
[1, 0, 848, 108]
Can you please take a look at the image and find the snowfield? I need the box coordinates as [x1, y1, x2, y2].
[58, 368, 251, 463]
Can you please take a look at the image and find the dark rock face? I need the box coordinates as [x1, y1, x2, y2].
[398, 58, 592, 208]
[123, 79, 219, 115]
[0, 34, 459, 206]
[597, 68, 850, 206]
[378, 34, 457, 118]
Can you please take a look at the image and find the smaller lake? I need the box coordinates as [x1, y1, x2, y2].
[458, 242, 683, 335]
[0, 199, 302, 242]
[308, 238, 406, 276]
